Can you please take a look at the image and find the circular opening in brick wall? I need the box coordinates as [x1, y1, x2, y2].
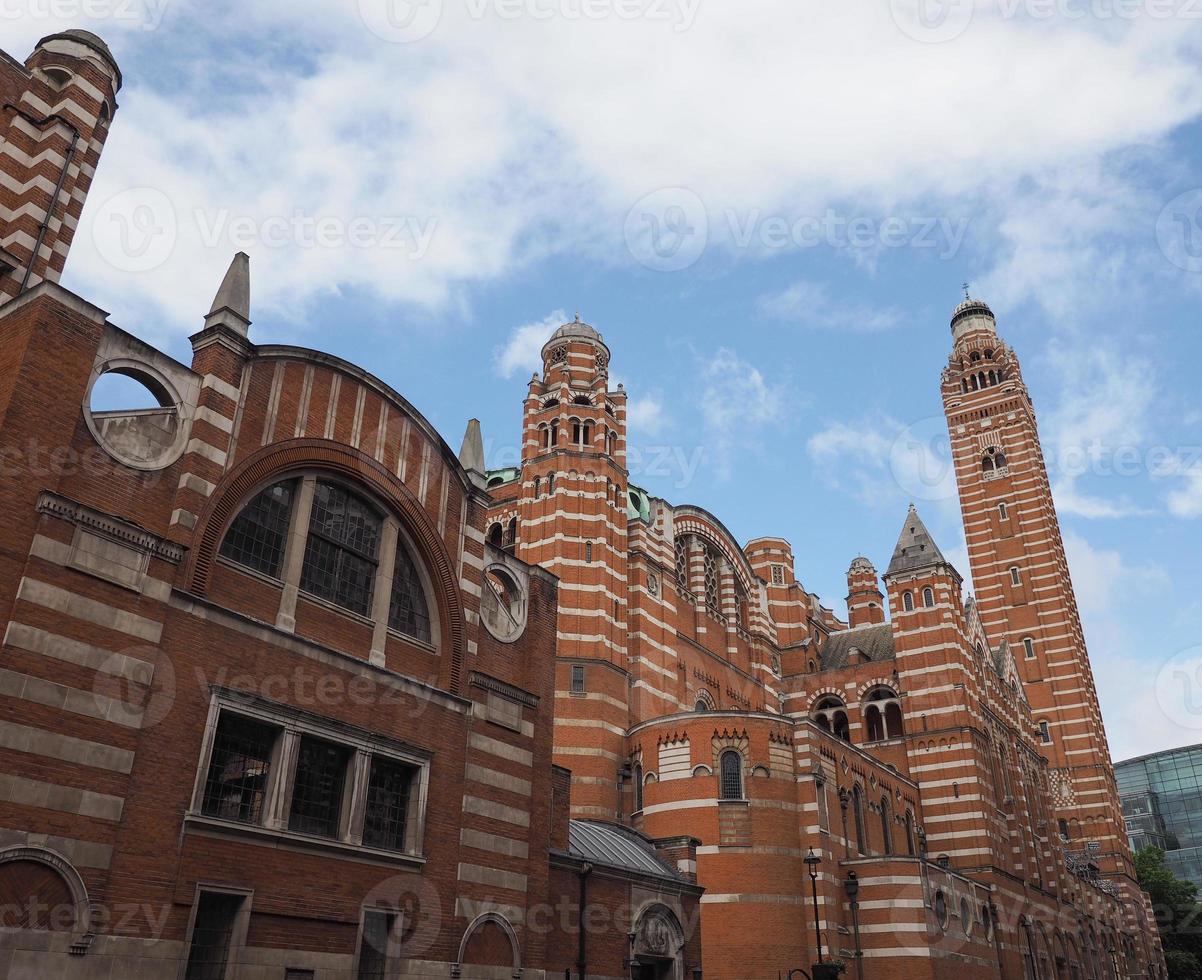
[480, 563, 527, 643]
[84, 360, 188, 471]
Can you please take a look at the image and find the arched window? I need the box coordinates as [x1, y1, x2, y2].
[982, 453, 995, 473]
[885, 702, 904, 739]
[503, 517, 517, 552]
[902, 591, 914, 612]
[998, 501, 1008, 520]
[573, 394, 591, 406]
[880, 796, 892, 854]
[534, 477, 542, 498]
[389, 538, 432, 643]
[1010, 566, 1021, 586]
[675, 537, 690, 593]
[970, 351, 981, 363]
[539, 423, 550, 449]
[720, 751, 743, 800]
[220, 479, 296, 578]
[1023, 637, 1036, 659]
[865, 704, 884, 742]
[300, 481, 381, 616]
[905, 809, 916, 855]
[813, 696, 849, 742]
[548, 473, 555, 493]
[581, 421, 592, 446]
[852, 784, 866, 854]
[1021, 920, 1038, 980]
[585, 541, 593, 562]
[634, 763, 644, 812]
[549, 423, 558, 447]
[703, 548, 719, 615]
[922, 587, 935, 608]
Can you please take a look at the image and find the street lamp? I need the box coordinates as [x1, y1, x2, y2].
[804, 847, 823, 963]
[844, 870, 865, 980]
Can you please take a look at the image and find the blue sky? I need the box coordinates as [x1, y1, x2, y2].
[12, 0, 1202, 760]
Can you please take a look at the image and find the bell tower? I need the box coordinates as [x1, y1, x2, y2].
[517, 315, 631, 820]
[940, 296, 1132, 882]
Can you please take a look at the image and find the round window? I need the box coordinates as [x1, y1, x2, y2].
[934, 891, 948, 930]
[84, 362, 187, 470]
[480, 564, 528, 643]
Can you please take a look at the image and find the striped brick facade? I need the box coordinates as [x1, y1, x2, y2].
[0, 31, 120, 302]
[487, 315, 1165, 979]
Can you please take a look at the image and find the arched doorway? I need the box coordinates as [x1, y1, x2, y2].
[631, 903, 687, 980]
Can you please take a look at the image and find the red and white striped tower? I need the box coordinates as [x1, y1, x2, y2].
[941, 296, 1132, 882]
[516, 315, 630, 820]
[0, 31, 121, 301]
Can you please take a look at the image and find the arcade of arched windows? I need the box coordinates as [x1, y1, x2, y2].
[809, 687, 905, 747]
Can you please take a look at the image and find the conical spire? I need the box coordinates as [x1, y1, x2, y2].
[203, 252, 251, 336]
[885, 503, 949, 577]
[459, 418, 487, 489]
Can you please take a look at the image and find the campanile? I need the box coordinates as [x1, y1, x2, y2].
[940, 297, 1131, 881]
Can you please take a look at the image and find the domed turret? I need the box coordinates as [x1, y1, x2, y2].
[846, 555, 884, 627]
[950, 295, 997, 345]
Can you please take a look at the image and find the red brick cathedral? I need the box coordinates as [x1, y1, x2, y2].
[0, 29, 1165, 980]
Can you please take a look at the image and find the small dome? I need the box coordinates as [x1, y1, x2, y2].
[38, 29, 122, 86]
[950, 297, 995, 330]
[549, 315, 603, 345]
[848, 555, 876, 574]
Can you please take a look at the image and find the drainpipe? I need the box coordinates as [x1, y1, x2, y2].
[3, 104, 82, 294]
[577, 862, 593, 980]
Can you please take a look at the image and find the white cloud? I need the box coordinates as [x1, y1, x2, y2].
[1040, 341, 1157, 519]
[492, 309, 566, 378]
[1063, 532, 1178, 760]
[627, 395, 668, 437]
[758, 280, 902, 331]
[19, 1, 1200, 333]
[1154, 453, 1202, 518]
[696, 348, 785, 477]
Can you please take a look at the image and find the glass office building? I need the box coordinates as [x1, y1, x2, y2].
[1116, 743, 1202, 889]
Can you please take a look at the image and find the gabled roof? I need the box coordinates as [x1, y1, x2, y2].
[821, 623, 895, 669]
[885, 503, 951, 578]
[568, 820, 683, 881]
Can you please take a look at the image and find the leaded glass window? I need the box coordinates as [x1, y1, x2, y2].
[704, 546, 719, 614]
[220, 480, 295, 577]
[720, 750, 743, 800]
[362, 756, 414, 851]
[201, 713, 279, 824]
[288, 735, 350, 838]
[389, 540, 432, 643]
[675, 537, 689, 593]
[300, 482, 380, 616]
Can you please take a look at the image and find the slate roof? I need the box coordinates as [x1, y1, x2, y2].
[820, 623, 895, 669]
[886, 503, 950, 578]
[568, 820, 682, 880]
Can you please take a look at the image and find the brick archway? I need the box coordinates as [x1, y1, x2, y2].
[183, 438, 467, 695]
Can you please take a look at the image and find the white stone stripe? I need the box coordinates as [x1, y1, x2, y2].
[16, 577, 162, 643]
